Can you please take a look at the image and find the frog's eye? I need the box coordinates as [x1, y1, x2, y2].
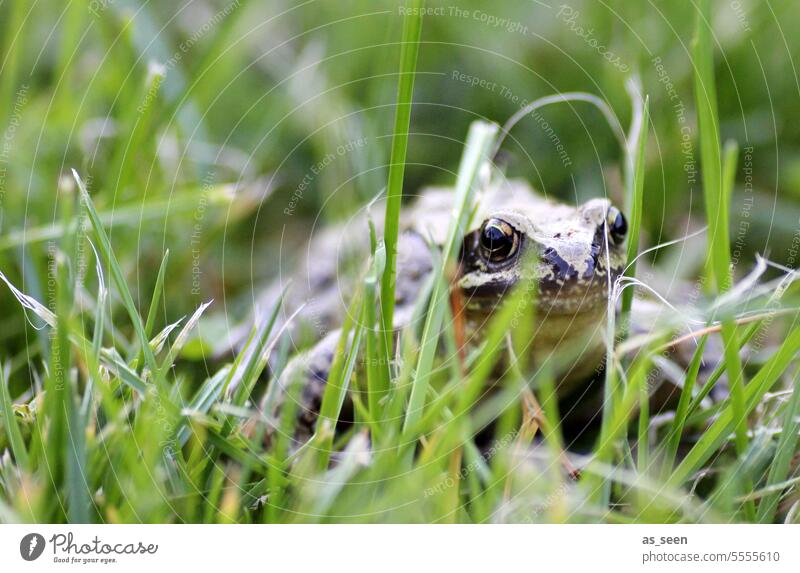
[479, 218, 520, 263]
[606, 207, 627, 245]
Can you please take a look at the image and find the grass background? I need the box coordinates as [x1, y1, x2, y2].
[1, 0, 800, 523]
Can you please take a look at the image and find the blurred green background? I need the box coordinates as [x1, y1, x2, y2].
[1, 0, 798, 375]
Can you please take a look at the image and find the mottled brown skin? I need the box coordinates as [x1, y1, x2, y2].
[266, 178, 627, 441]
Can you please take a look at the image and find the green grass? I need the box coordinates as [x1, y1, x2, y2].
[380, 0, 425, 345]
[1, 0, 800, 524]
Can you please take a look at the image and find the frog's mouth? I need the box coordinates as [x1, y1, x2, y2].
[457, 273, 616, 316]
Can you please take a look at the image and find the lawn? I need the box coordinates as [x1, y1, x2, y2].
[1, 0, 799, 523]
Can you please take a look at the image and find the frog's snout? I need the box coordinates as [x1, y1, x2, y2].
[539, 241, 598, 285]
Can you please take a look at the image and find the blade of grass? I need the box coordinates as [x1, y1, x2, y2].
[364, 240, 387, 439]
[684, 273, 798, 420]
[312, 290, 366, 471]
[424, 254, 536, 466]
[89, 241, 108, 362]
[621, 87, 648, 323]
[598, 282, 619, 506]
[0, 362, 29, 470]
[663, 334, 708, 472]
[298, 433, 370, 519]
[220, 290, 293, 438]
[694, 0, 730, 293]
[0, 186, 232, 253]
[72, 168, 179, 462]
[669, 323, 800, 486]
[718, 141, 748, 453]
[54, 237, 91, 523]
[686, 319, 763, 418]
[73, 170, 160, 377]
[756, 366, 800, 522]
[587, 349, 654, 506]
[379, 0, 425, 375]
[264, 353, 302, 524]
[692, 0, 752, 518]
[99, 348, 147, 394]
[378, 326, 417, 449]
[604, 86, 647, 505]
[0, 0, 26, 132]
[138, 249, 170, 356]
[636, 365, 650, 481]
[156, 300, 213, 377]
[177, 366, 231, 448]
[402, 120, 498, 437]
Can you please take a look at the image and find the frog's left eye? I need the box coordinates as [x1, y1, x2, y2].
[479, 218, 520, 263]
[606, 207, 627, 245]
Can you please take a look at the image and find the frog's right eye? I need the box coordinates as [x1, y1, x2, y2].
[479, 218, 520, 263]
[605, 206, 627, 245]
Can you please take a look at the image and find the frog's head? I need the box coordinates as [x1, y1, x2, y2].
[457, 197, 627, 315]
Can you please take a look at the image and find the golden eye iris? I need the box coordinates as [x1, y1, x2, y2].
[479, 218, 519, 262]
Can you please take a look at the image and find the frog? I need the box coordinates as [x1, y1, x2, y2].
[257, 175, 629, 441]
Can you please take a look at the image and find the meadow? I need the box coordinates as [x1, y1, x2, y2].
[0, 0, 799, 523]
